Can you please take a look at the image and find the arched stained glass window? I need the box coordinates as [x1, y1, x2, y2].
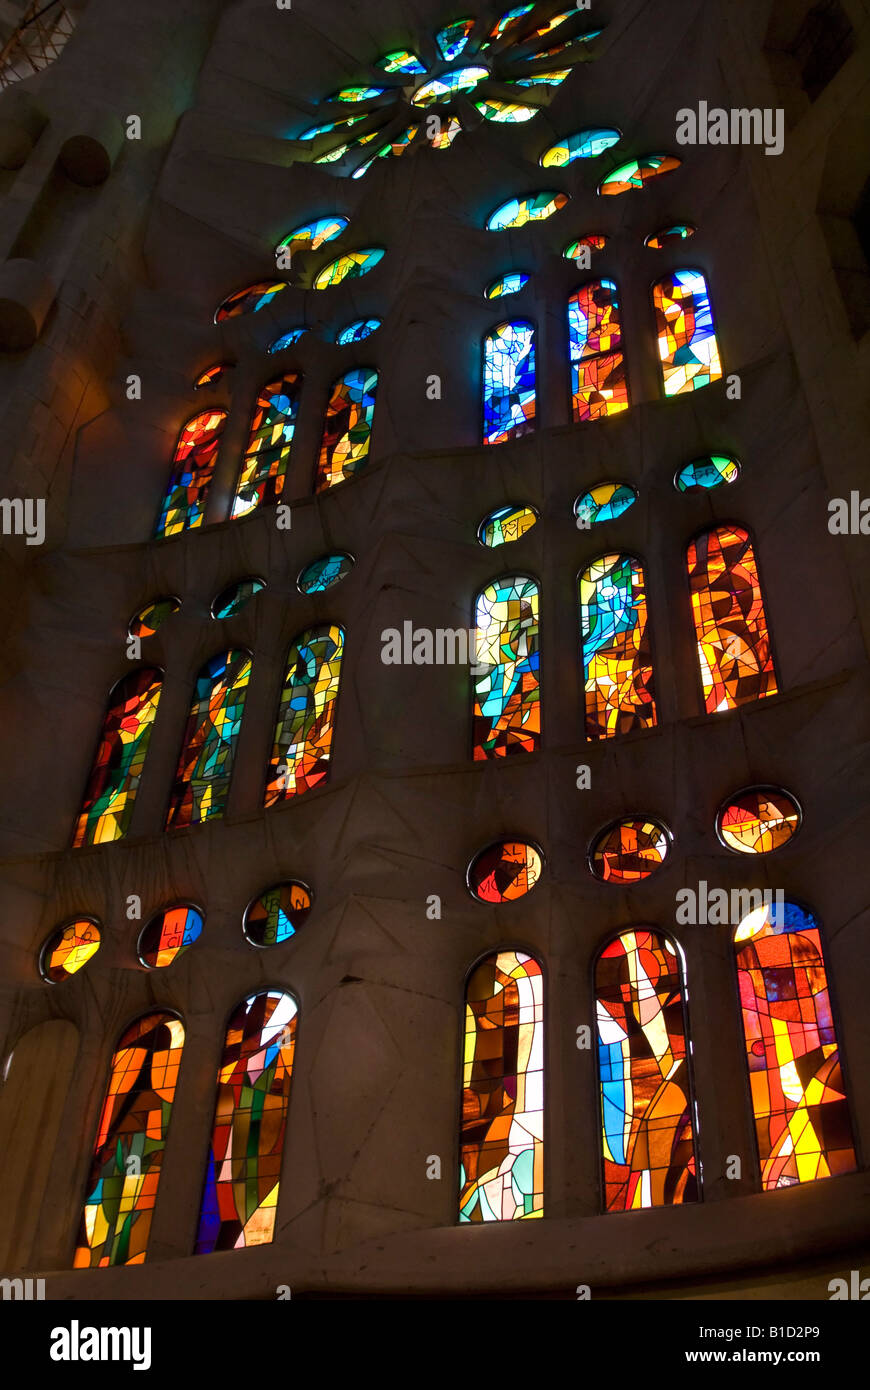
[460, 950, 544, 1222]
[579, 554, 657, 740]
[166, 649, 252, 829]
[653, 269, 722, 396]
[567, 280, 629, 420]
[232, 374, 302, 518]
[265, 624, 344, 803]
[734, 901, 856, 1189]
[687, 525, 777, 713]
[314, 368, 378, 491]
[155, 409, 227, 538]
[73, 668, 163, 848]
[483, 320, 536, 445]
[472, 575, 540, 759]
[74, 1012, 185, 1267]
[596, 930, 698, 1210]
[195, 990, 298, 1253]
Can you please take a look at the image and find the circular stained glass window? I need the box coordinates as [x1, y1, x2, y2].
[39, 917, 101, 983]
[137, 904, 204, 969]
[589, 818, 671, 882]
[467, 839, 544, 903]
[297, 552, 354, 594]
[716, 786, 801, 855]
[243, 881, 313, 947]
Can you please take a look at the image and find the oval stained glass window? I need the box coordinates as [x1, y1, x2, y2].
[589, 818, 671, 882]
[541, 128, 620, 166]
[598, 154, 681, 196]
[467, 839, 544, 903]
[193, 362, 234, 390]
[412, 67, 488, 107]
[475, 99, 539, 123]
[243, 881, 313, 947]
[645, 223, 696, 249]
[269, 327, 307, 352]
[574, 482, 637, 527]
[39, 917, 101, 983]
[138, 904, 203, 969]
[314, 248, 384, 289]
[436, 18, 475, 60]
[717, 787, 801, 855]
[328, 86, 386, 103]
[336, 317, 381, 344]
[215, 281, 288, 322]
[478, 503, 539, 547]
[675, 455, 740, 492]
[276, 217, 348, 258]
[485, 272, 531, 299]
[486, 192, 569, 231]
[211, 577, 266, 620]
[563, 235, 607, 261]
[297, 552, 354, 594]
[128, 596, 180, 640]
[377, 49, 426, 75]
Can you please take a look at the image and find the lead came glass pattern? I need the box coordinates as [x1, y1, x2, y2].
[687, 525, 777, 713]
[653, 269, 722, 396]
[460, 951, 544, 1222]
[483, 321, 536, 444]
[166, 650, 252, 829]
[73, 669, 163, 848]
[473, 576, 540, 759]
[315, 368, 378, 491]
[265, 625, 344, 803]
[579, 555, 657, 739]
[568, 281, 629, 420]
[156, 409, 227, 538]
[232, 375, 302, 518]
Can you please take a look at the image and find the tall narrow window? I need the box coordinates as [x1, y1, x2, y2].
[166, 649, 252, 829]
[195, 991, 298, 1253]
[579, 554, 657, 739]
[567, 280, 629, 420]
[232, 374, 302, 518]
[482, 320, 536, 444]
[687, 525, 777, 713]
[472, 575, 540, 759]
[460, 950, 544, 1222]
[265, 625, 344, 804]
[595, 930, 698, 1211]
[72, 668, 163, 848]
[155, 409, 227, 538]
[653, 269, 722, 396]
[734, 900, 856, 1188]
[74, 1012, 185, 1267]
[314, 367, 378, 492]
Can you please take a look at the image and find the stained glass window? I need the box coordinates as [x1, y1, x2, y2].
[675, 455, 739, 492]
[155, 408, 227, 538]
[275, 217, 348, 258]
[478, 503, 538, 547]
[74, 1012, 184, 1267]
[645, 223, 696, 248]
[269, 327, 307, 352]
[297, 552, 354, 593]
[193, 362, 233, 390]
[575, 482, 637, 526]
[717, 786, 800, 854]
[137, 905, 203, 969]
[328, 86, 385, 103]
[211, 577, 266, 620]
[598, 153, 680, 196]
[467, 840, 543, 903]
[653, 269, 722, 396]
[314, 367, 378, 491]
[436, 17, 475, 60]
[265, 625, 344, 803]
[473, 575, 540, 758]
[589, 818, 671, 882]
[534, 27, 602, 58]
[336, 317, 381, 344]
[39, 917, 101, 983]
[460, 951, 544, 1222]
[734, 900, 856, 1189]
[413, 67, 489, 106]
[475, 99, 539, 122]
[564, 234, 607, 262]
[507, 69, 570, 87]
[486, 191, 568, 230]
[596, 930, 698, 1210]
[485, 5, 533, 44]
[313, 248, 384, 288]
[377, 49, 426, 75]
[195, 991, 298, 1253]
[687, 525, 777, 712]
[568, 280, 629, 420]
[243, 882, 313, 947]
[214, 281, 287, 322]
[232, 374, 301, 518]
[579, 554, 656, 739]
[541, 128, 620, 166]
[165, 650, 252, 829]
[73, 668, 163, 848]
[127, 596, 180, 640]
[299, 116, 366, 139]
[483, 320, 536, 444]
[485, 272, 530, 299]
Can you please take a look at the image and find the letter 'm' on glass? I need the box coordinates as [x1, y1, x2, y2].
[687, 525, 777, 713]
[472, 575, 540, 759]
[596, 930, 698, 1210]
[460, 950, 544, 1222]
[74, 1012, 185, 1267]
[196, 991, 298, 1253]
[72, 668, 163, 848]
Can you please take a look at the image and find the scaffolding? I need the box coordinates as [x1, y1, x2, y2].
[0, 0, 75, 90]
